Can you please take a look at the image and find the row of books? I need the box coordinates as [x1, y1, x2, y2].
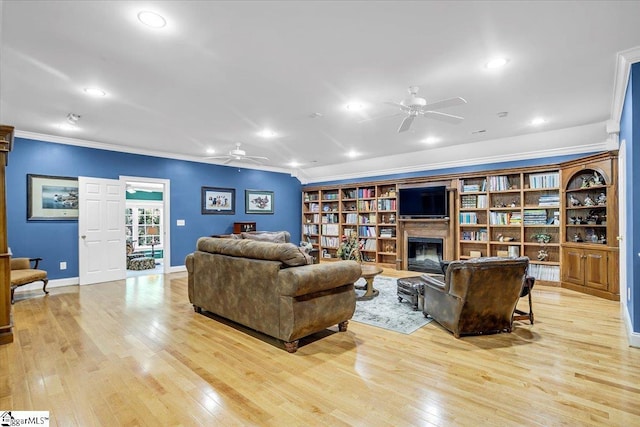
[538, 194, 560, 206]
[461, 194, 488, 208]
[461, 229, 488, 241]
[379, 227, 396, 238]
[303, 224, 318, 235]
[527, 265, 560, 281]
[359, 226, 377, 237]
[523, 209, 548, 225]
[488, 175, 512, 191]
[322, 193, 339, 200]
[528, 172, 559, 189]
[377, 199, 396, 211]
[321, 224, 340, 235]
[490, 211, 521, 225]
[460, 212, 478, 224]
[321, 213, 338, 223]
[320, 236, 340, 248]
[358, 188, 376, 198]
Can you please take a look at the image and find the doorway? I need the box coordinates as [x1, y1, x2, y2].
[121, 176, 170, 277]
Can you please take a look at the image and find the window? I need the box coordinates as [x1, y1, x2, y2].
[126, 204, 162, 250]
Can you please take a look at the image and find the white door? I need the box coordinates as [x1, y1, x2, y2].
[79, 177, 126, 285]
[618, 140, 628, 305]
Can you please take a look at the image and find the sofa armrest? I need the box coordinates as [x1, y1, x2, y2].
[421, 274, 449, 293]
[277, 261, 361, 297]
[185, 253, 195, 303]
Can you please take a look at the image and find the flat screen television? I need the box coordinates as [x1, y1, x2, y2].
[398, 186, 448, 219]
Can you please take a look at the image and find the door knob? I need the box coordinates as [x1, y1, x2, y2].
[81, 235, 86, 239]
[616, 236, 622, 241]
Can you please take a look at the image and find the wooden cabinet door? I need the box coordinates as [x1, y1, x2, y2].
[562, 247, 585, 285]
[584, 248, 609, 290]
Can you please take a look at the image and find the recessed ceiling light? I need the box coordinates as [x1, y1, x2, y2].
[257, 129, 277, 138]
[288, 161, 301, 168]
[485, 57, 509, 69]
[58, 123, 78, 131]
[347, 150, 360, 158]
[422, 137, 440, 144]
[137, 11, 167, 28]
[206, 148, 216, 155]
[83, 87, 106, 97]
[531, 117, 546, 126]
[345, 102, 364, 111]
[497, 111, 508, 118]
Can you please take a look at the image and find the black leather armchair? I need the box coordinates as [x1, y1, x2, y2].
[422, 257, 529, 338]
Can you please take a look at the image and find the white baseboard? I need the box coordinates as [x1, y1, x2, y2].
[14, 277, 79, 294]
[623, 303, 640, 348]
[169, 265, 187, 274]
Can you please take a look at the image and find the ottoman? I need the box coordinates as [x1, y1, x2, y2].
[128, 257, 156, 270]
[397, 276, 426, 311]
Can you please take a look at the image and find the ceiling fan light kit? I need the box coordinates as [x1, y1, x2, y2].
[384, 86, 467, 133]
[205, 143, 269, 165]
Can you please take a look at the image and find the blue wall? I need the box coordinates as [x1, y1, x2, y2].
[6, 137, 302, 279]
[621, 62, 639, 332]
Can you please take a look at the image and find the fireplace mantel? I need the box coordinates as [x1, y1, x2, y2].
[398, 219, 455, 270]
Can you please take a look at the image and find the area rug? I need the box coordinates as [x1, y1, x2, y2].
[352, 276, 432, 334]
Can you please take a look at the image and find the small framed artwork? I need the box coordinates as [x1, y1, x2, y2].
[201, 187, 235, 215]
[245, 190, 274, 214]
[27, 174, 79, 221]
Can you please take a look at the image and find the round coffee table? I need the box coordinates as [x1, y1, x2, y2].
[357, 264, 384, 300]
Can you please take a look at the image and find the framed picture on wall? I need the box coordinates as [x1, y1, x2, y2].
[201, 186, 235, 214]
[245, 190, 274, 214]
[27, 174, 79, 220]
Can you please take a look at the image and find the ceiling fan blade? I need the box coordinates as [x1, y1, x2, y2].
[397, 115, 415, 133]
[247, 156, 269, 160]
[423, 110, 464, 124]
[204, 155, 231, 160]
[422, 97, 467, 111]
[222, 158, 233, 165]
[384, 101, 411, 112]
[243, 157, 267, 164]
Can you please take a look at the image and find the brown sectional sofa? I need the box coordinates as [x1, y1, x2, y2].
[186, 237, 361, 352]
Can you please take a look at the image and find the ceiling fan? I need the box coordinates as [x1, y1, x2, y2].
[384, 86, 467, 133]
[205, 142, 269, 164]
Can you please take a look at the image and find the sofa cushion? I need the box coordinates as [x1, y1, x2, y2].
[241, 231, 289, 243]
[197, 237, 309, 266]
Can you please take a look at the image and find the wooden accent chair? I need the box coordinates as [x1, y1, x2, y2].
[513, 276, 535, 324]
[10, 257, 49, 304]
[421, 257, 529, 338]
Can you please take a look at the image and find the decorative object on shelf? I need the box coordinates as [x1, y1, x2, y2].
[532, 233, 551, 244]
[573, 233, 583, 242]
[245, 189, 274, 214]
[581, 177, 591, 188]
[389, 213, 396, 224]
[201, 186, 235, 215]
[494, 201, 507, 208]
[592, 172, 603, 186]
[597, 193, 606, 206]
[537, 249, 549, 261]
[510, 201, 518, 207]
[569, 216, 577, 224]
[497, 233, 514, 242]
[336, 234, 362, 262]
[584, 195, 595, 206]
[569, 194, 581, 206]
[600, 234, 607, 244]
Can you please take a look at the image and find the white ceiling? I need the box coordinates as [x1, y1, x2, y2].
[1, 1, 640, 183]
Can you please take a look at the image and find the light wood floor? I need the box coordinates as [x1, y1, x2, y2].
[2, 270, 639, 426]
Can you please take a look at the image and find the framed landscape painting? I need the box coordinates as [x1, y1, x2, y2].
[245, 190, 274, 214]
[201, 186, 235, 214]
[27, 174, 79, 220]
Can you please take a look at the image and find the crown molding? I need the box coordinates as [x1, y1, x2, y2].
[14, 130, 291, 175]
[611, 47, 640, 125]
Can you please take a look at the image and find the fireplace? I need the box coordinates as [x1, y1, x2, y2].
[407, 237, 443, 274]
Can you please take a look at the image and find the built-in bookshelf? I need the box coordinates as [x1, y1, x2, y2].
[302, 183, 397, 267]
[458, 169, 561, 282]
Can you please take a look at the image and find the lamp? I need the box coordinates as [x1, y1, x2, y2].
[147, 226, 159, 258]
